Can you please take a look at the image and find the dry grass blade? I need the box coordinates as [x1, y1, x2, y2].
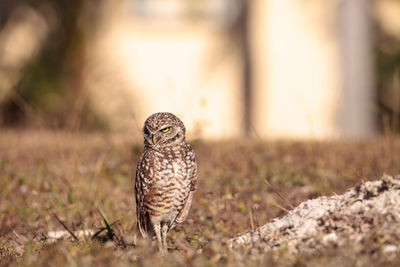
[51, 212, 78, 241]
[270, 201, 290, 213]
[92, 208, 127, 247]
[98, 208, 112, 232]
[92, 209, 114, 240]
[264, 176, 294, 209]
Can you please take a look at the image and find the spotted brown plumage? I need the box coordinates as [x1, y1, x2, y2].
[134, 112, 198, 252]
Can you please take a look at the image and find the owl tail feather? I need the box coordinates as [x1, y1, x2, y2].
[137, 210, 154, 239]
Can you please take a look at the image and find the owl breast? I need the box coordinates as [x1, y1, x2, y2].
[138, 144, 194, 228]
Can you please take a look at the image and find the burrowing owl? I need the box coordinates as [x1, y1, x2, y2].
[134, 112, 198, 252]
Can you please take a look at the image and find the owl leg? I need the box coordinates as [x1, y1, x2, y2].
[153, 223, 163, 252]
[161, 224, 169, 252]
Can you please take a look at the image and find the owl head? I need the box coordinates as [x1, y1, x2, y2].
[143, 112, 186, 147]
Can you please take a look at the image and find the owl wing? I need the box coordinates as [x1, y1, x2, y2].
[172, 146, 198, 227]
[134, 150, 154, 238]
[187, 148, 198, 192]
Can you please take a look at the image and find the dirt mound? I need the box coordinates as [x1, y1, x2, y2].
[229, 175, 400, 259]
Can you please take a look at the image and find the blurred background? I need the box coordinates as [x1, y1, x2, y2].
[0, 0, 399, 140]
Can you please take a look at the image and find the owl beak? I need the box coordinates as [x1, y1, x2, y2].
[152, 134, 158, 145]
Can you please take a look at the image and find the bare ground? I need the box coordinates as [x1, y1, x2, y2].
[0, 130, 400, 266]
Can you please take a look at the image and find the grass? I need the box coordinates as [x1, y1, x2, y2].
[0, 130, 399, 266]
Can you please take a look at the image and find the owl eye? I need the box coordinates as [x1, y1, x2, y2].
[161, 127, 170, 133]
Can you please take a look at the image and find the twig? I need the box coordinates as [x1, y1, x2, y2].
[52, 212, 78, 241]
[264, 176, 294, 210]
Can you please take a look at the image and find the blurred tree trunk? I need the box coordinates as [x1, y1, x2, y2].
[237, 0, 252, 137]
[0, 0, 102, 130]
[339, 0, 376, 137]
[0, 0, 21, 27]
